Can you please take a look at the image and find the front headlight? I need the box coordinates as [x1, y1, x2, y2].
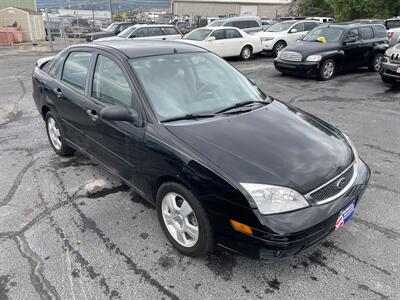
[306, 55, 322, 62]
[260, 37, 274, 42]
[240, 183, 309, 215]
[342, 133, 359, 162]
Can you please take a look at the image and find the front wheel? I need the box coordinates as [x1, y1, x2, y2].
[272, 41, 286, 56]
[318, 59, 336, 81]
[156, 182, 214, 257]
[45, 111, 75, 156]
[240, 46, 252, 60]
[369, 53, 383, 72]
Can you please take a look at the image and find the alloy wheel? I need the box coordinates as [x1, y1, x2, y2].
[323, 61, 335, 79]
[161, 192, 199, 247]
[374, 55, 383, 71]
[47, 117, 62, 150]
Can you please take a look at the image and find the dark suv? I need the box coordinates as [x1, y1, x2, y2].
[380, 43, 400, 83]
[274, 23, 388, 80]
[86, 22, 136, 42]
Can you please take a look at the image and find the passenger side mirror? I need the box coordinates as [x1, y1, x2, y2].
[207, 36, 216, 42]
[100, 105, 137, 123]
[289, 28, 298, 33]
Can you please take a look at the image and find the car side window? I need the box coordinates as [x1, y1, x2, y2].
[225, 29, 242, 39]
[62, 52, 92, 92]
[347, 28, 359, 39]
[48, 51, 68, 79]
[360, 27, 374, 40]
[304, 22, 317, 31]
[292, 22, 305, 32]
[92, 55, 133, 108]
[372, 25, 387, 38]
[162, 27, 179, 35]
[211, 29, 226, 40]
[147, 27, 163, 36]
[119, 24, 131, 31]
[134, 28, 147, 37]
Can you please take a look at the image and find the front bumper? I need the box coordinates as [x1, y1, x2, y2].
[261, 39, 277, 51]
[380, 60, 400, 80]
[213, 159, 370, 260]
[274, 58, 321, 77]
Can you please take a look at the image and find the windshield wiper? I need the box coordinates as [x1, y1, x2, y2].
[215, 98, 272, 114]
[161, 113, 215, 123]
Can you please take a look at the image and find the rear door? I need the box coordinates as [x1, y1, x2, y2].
[224, 28, 245, 56]
[56, 50, 94, 148]
[145, 27, 166, 40]
[83, 52, 145, 187]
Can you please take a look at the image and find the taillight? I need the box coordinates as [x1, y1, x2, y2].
[388, 32, 393, 41]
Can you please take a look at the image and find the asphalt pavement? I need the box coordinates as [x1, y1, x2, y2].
[0, 49, 399, 300]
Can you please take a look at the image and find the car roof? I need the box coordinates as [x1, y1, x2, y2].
[320, 23, 385, 29]
[131, 24, 175, 28]
[88, 40, 206, 59]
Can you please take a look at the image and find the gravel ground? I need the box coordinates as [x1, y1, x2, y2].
[0, 48, 399, 300]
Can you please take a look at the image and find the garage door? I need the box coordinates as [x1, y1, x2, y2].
[240, 5, 258, 16]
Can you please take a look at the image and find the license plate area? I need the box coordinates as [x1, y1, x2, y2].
[335, 200, 356, 230]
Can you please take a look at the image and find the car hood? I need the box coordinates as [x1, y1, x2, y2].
[165, 101, 353, 194]
[284, 41, 341, 56]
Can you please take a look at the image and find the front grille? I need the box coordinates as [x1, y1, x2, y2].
[280, 51, 302, 62]
[307, 165, 354, 203]
[390, 53, 400, 63]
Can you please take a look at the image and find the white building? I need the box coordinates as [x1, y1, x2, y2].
[57, 9, 111, 21]
[171, 0, 292, 18]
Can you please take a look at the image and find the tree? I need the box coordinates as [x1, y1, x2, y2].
[299, 0, 334, 17]
[328, 0, 400, 21]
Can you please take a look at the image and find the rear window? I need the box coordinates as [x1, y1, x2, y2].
[233, 20, 259, 29]
[360, 27, 374, 40]
[385, 20, 400, 29]
[373, 25, 387, 38]
[62, 52, 92, 92]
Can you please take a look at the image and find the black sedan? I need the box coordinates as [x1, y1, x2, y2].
[32, 40, 370, 259]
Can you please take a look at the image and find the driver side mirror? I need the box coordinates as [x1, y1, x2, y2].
[100, 105, 138, 123]
[289, 28, 298, 33]
[207, 36, 216, 42]
[344, 35, 357, 44]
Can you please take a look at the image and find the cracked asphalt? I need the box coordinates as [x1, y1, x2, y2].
[0, 48, 399, 300]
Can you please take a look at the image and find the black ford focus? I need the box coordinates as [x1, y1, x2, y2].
[32, 40, 370, 259]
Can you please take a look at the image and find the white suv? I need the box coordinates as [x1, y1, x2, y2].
[254, 20, 320, 56]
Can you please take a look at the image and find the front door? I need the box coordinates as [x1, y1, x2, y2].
[209, 29, 227, 56]
[343, 28, 364, 68]
[83, 53, 145, 188]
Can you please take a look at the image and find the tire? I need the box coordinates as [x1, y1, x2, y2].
[381, 75, 397, 84]
[318, 59, 336, 81]
[45, 111, 75, 156]
[368, 53, 383, 72]
[240, 46, 252, 60]
[272, 41, 286, 57]
[156, 182, 214, 257]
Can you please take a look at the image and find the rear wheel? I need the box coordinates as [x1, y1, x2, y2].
[272, 41, 286, 56]
[369, 53, 383, 72]
[45, 111, 75, 156]
[318, 59, 336, 81]
[240, 46, 252, 60]
[381, 75, 397, 84]
[156, 182, 214, 257]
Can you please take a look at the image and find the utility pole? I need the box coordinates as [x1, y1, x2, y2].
[45, 8, 53, 51]
[109, 0, 113, 22]
[90, 0, 95, 25]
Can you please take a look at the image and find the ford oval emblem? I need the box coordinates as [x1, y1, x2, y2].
[337, 178, 347, 189]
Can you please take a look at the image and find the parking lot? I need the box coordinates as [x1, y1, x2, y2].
[0, 48, 399, 299]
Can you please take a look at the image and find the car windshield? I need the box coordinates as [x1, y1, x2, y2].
[303, 27, 344, 42]
[184, 29, 212, 41]
[129, 53, 268, 121]
[208, 20, 224, 27]
[106, 23, 119, 32]
[117, 26, 137, 38]
[267, 22, 295, 32]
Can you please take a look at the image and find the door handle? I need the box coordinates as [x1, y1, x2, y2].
[86, 109, 98, 121]
[162, 37, 166, 40]
[53, 88, 63, 98]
